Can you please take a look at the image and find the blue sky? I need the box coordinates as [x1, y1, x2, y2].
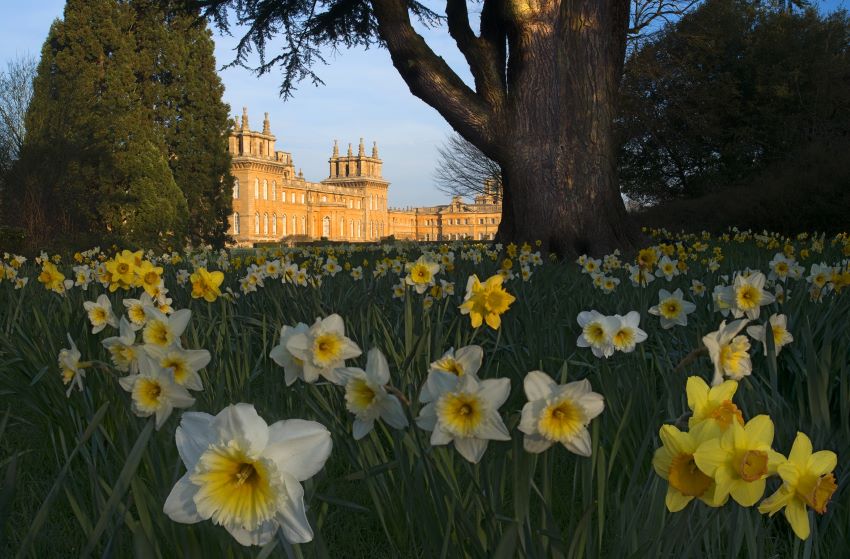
[0, 0, 847, 207]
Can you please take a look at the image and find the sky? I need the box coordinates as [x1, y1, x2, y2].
[0, 0, 847, 207]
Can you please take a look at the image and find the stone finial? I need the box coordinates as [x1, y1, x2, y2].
[263, 112, 270, 134]
[332, 139, 339, 157]
[358, 137, 365, 156]
[298, 168, 304, 178]
[372, 141, 379, 158]
[241, 106, 249, 130]
[347, 143, 353, 157]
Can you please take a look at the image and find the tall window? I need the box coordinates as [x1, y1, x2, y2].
[272, 213, 277, 236]
[281, 214, 287, 236]
[272, 181, 276, 201]
[263, 180, 268, 200]
[340, 218, 344, 236]
[356, 220, 361, 238]
[233, 212, 240, 234]
[263, 213, 269, 235]
[301, 216, 306, 235]
[281, 190, 286, 202]
[254, 179, 259, 199]
[322, 216, 330, 237]
[301, 194, 305, 204]
[292, 216, 296, 234]
[254, 213, 260, 234]
[348, 199, 353, 209]
[233, 179, 239, 199]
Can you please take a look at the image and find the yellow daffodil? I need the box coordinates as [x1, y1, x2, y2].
[136, 260, 164, 296]
[686, 376, 744, 431]
[38, 261, 65, 293]
[190, 267, 224, 302]
[459, 274, 516, 330]
[105, 250, 142, 291]
[758, 432, 838, 540]
[693, 415, 785, 506]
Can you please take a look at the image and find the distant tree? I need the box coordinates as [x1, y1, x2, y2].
[618, 0, 850, 205]
[9, 0, 188, 249]
[0, 56, 36, 176]
[433, 133, 501, 200]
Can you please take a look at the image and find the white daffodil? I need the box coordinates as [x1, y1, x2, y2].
[627, 264, 655, 287]
[419, 345, 484, 403]
[59, 334, 86, 397]
[730, 272, 774, 320]
[119, 357, 195, 429]
[143, 345, 210, 391]
[768, 253, 794, 283]
[655, 256, 679, 280]
[518, 371, 604, 456]
[338, 348, 408, 439]
[83, 294, 118, 334]
[102, 316, 140, 373]
[123, 293, 157, 330]
[702, 319, 752, 386]
[610, 311, 648, 353]
[270, 322, 310, 386]
[416, 374, 510, 463]
[163, 404, 332, 546]
[746, 314, 794, 356]
[713, 284, 734, 317]
[576, 310, 619, 358]
[404, 255, 441, 294]
[649, 288, 697, 329]
[285, 314, 362, 384]
[142, 308, 191, 349]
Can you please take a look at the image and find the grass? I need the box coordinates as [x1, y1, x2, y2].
[1, 233, 849, 558]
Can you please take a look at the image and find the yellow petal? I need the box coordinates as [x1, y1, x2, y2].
[730, 477, 766, 507]
[652, 446, 673, 480]
[758, 485, 794, 517]
[693, 438, 727, 477]
[659, 425, 692, 455]
[784, 498, 811, 540]
[788, 432, 813, 466]
[709, 380, 738, 404]
[665, 486, 694, 513]
[807, 450, 837, 477]
[744, 415, 774, 446]
[777, 462, 800, 486]
[686, 376, 709, 412]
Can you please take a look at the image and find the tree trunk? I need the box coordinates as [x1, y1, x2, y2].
[493, 0, 640, 257]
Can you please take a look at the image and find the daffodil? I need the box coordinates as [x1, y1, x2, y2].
[610, 311, 647, 353]
[648, 289, 696, 329]
[404, 255, 440, 294]
[686, 376, 744, 431]
[143, 345, 209, 391]
[285, 314, 362, 384]
[38, 261, 66, 293]
[105, 250, 141, 291]
[730, 272, 775, 320]
[58, 334, 87, 396]
[652, 421, 726, 511]
[82, 294, 118, 334]
[142, 308, 191, 349]
[693, 415, 785, 506]
[338, 348, 408, 439]
[655, 256, 680, 280]
[576, 310, 619, 358]
[518, 371, 604, 456]
[102, 317, 140, 373]
[123, 293, 156, 330]
[119, 358, 195, 429]
[702, 319, 751, 386]
[269, 322, 310, 385]
[136, 260, 164, 297]
[758, 432, 838, 540]
[746, 314, 793, 356]
[416, 374, 511, 463]
[190, 267, 224, 302]
[163, 404, 332, 545]
[459, 274, 516, 330]
[419, 345, 483, 403]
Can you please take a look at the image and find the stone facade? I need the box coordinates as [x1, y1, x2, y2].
[228, 109, 501, 244]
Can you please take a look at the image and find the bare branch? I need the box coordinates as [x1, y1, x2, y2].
[433, 132, 502, 199]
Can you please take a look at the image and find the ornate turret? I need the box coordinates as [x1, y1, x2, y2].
[347, 143, 353, 157]
[358, 137, 365, 156]
[262, 112, 271, 135]
[372, 141, 379, 158]
[241, 106, 249, 130]
[332, 139, 339, 157]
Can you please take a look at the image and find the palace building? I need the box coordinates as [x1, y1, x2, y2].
[228, 108, 501, 244]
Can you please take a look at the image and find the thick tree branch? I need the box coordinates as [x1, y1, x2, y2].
[370, 0, 499, 151]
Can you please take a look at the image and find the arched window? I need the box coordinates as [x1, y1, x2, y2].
[281, 190, 286, 202]
[356, 220, 361, 238]
[272, 181, 276, 201]
[263, 180, 268, 200]
[340, 218, 344, 236]
[233, 212, 240, 234]
[322, 216, 330, 237]
[263, 213, 269, 235]
[254, 213, 260, 234]
[281, 214, 287, 236]
[292, 216, 296, 234]
[254, 179, 259, 199]
[291, 193, 295, 203]
[349, 220, 353, 238]
[301, 216, 306, 235]
[233, 179, 239, 199]
[272, 213, 277, 236]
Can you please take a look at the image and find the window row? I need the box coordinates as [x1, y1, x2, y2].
[233, 179, 366, 208]
[232, 213, 387, 240]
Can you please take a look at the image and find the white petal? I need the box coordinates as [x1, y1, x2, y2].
[175, 412, 215, 468]
[213, 404, 269, 456]
[523, 371, 556, 401]
[524, 434, 555, 454]
[563, 429, 592, 457]
[352, 418, 374, 440]
[169, 309, 192, 337]
[321, 313, 345, 335]
[475, 415, 511, 441]
[378, 397, 409, 430]
[184, 349, 211, 371]
[454, 437, 488, 463]
[455, 345, 484, 377]
[366, 348, 390, 384]
[264, 419, 332, 482]
[226, 519, 279, 547]
[419, 371, 459, 403]
[277, 473, 314, 543]
[163, 472, 203, 524]
[430, 425, 453, 445]
[478, 378, 510, 409]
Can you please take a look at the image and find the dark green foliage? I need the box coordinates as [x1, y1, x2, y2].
[635, 140, 850, 234]
[5, 0, 232, 251]
[618, 0, 850, 206]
